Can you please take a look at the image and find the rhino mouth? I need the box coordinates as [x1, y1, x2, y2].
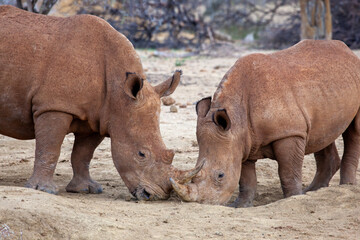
[130, 187, 148, 200]
[135, 188, 151, 200]
[132, 185, 168, 201]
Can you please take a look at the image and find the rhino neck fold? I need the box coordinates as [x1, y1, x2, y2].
[99, 96, 111, 136]
[241, 128, 254, 162]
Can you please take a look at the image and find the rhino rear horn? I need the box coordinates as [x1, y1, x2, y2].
[124, 72, 144, 99]
[155, 70, 181, 97]
[196, 97, 211, 117]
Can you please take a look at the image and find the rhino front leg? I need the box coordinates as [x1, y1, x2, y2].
[228, 160, 257, 208]
[273, 137, 305, 197]
[25, 112, 73, 194]
[66, 133, 104, 194]
[305, 142, 340, 192]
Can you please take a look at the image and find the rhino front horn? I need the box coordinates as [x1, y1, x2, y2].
[170, 178, 198, 202]
[176, 159, 204, 184]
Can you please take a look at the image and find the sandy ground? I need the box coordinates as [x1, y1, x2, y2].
[1, 48, 360, 239]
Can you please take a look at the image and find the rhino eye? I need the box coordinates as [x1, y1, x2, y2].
[218, 172, 225, 179]
[138, 151, 146, 158]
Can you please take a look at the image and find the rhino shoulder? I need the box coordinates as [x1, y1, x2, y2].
[73, 14, 135, 50]
[292, 39, 353, 56]
[213, 53, 267, 102]
[225, 53, 268, 81]
[235, 53, 267, 68]
[0, 5, 22, 15]
[67, 14, 113, 34]
[0, 4, 14, 13]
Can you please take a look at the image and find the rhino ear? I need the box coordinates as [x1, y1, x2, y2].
[155, 70, 181, 97]
[161, 149, 175, 165]
[196, 97, 211, 117]
[124, 72, 144, 99]
[213, 109, 231, 131]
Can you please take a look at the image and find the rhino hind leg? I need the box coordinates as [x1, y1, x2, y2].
[66, 133, 104, 194]
[304, 142, 340, 192]
[25, 112, 73, 194]
[228, 160, 257, 208]
[273, 137, 306, 198]
[340, 110, 360, 185]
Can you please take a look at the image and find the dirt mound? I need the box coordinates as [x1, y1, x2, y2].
[1, 185, 359, 239]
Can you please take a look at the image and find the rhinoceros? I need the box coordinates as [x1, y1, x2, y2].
[171, 40, 360, 206]
[0, 5, 199, 200]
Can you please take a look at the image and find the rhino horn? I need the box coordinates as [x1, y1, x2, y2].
[170, 178, 198, 202]
[173, 159, 204, 184]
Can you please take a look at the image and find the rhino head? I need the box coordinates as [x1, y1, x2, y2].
[106, 70, 201, 201]
[170, 96, 248, 205]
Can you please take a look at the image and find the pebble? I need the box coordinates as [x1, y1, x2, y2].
[191, 140, 198, 147]
[162, 96, 176, 106]
[170, 105, 178, 113]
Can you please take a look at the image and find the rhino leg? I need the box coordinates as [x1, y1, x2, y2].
[273, 137, 305, 198]
[340, 110, 360, 185]
[66, 133, 104, 194]
[25, 112, 73, 194]
[305, 142, 340, 192]
[228, 160, 257, 208]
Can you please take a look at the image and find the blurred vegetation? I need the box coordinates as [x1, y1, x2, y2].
[68, 0, 295, 49]
[331, 0, 360, 49]
[2, 0, 360, 49]
[175, 58, 187, 67]
[259, 0, 360, 49]
[12, 0, 57, 14]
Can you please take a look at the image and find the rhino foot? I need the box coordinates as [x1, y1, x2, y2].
[227, 198, 253, 208]
[25, 178, 58, 194]
[66, 178, 103, 194]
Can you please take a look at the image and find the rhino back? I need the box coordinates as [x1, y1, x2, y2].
[0, 6, 141, 138]
[216, 40, 360, 153]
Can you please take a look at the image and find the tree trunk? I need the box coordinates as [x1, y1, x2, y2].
[324, 0, 332, 40]
[300, 0, 332, 40]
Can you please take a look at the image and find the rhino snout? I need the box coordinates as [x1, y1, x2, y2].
[132, 186, 152, 201]
[132, 185, 169, 201]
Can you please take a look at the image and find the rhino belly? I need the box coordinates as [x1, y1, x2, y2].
[0, 108, 35, 140]
[0, 81, 35, 140]
[305, 105, 359, 154]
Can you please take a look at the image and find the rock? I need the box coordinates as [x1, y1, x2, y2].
[170, 105, 178, 113]
[179, 104, 187, 108]
[243, 32, 255, 44]
[162, 96, 176, 106]
[213, 30, 233, 42]
[191, 140, 198, 147]
[213, 65, 221, 70]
